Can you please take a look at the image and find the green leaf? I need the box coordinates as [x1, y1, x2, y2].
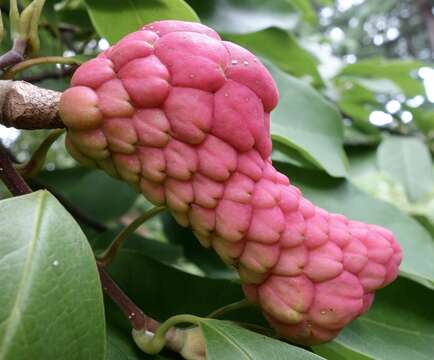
[186, 0, 299, 33]
[412, 107, 434, 135]
[0, 191, 106, 359]
[272, 140, 319, 169]
[84, 0, 199, 44]
[290, 0, 317, 24]
[347, 147, 434, 236]
[377, 136, 434, 202]
[201, 319, 325, 360]
[314, 278, 434, 360]
[268, 62, 348, 178]
[276, 163, 434, 289]
[343, 125, 381, 146]
[224, 27, 323, 86]
[335, 78, 381, 134]
[34, 167, 138, 222]
[107, 324, 144, 360]
[340, 58, 425, 97]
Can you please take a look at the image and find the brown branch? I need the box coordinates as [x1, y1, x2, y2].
[417, 0, 434, 57]
[97, 264, 150, 330]
[0, 80, 64, 129]
[0, 143, 32, 196]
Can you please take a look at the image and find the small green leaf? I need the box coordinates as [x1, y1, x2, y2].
[200, 319, 325, 360]
[377, 136, 434, 202]
[84, 0, 199, 44]
[268, 62, 348, 178]
[186, 0, 299, 33]
[224, 27, 323, 86]
[0, 191, 106, 359]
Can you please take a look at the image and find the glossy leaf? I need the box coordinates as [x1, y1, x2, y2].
[340, 58, 425, 97]
[276, 163, 434, 289]
[314, 278, 434, 360]
[268, 62, 348, 177]
[0, 191, 105, 359]
[224, 27, 323, 86]
[201, 319, 325, 360]
[186, 0, 299, 33]
[84, 0, 199, 44]
[377, 136, 434, 202]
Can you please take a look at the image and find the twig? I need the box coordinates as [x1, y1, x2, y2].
[97, 206, 166, 267]
[97, 264, 149, 330]
[2, 56, 81, 80]
[20, 66, 75, 83]
[17, 129, 65, 178]
[0, 143, 31, 196]
[0, 38, 27, 71]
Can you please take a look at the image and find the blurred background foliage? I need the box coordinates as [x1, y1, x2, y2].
[0, 1, 433, 359]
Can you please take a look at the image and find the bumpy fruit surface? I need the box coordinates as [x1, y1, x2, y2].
[59, 20, 402, 345]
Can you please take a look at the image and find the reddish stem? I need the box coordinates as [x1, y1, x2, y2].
[97, 264, 150, 330]
[0, 144, 31, 196]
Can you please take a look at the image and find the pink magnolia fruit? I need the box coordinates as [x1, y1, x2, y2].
[59, 20, 402, 345]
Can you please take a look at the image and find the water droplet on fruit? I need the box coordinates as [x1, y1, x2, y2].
[231, 60, 238, 65]
[52, 260, 59, 267]
[243, 60, 249, 66]
[253, 57, 258, 62]
[320, 310, 327, 315]
[149, 25, 154, 29]
[224, 93, 229, 97]
[189, 73, 196, 79]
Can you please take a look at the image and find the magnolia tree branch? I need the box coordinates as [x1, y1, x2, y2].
[0, 80, 64, 129]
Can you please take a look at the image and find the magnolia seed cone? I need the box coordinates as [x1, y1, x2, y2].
[59, 20, 402, 345]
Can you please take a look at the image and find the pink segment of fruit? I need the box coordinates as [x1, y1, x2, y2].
[59, 20, 403, 345]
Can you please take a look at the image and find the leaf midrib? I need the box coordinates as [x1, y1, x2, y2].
[204, 322, 253, 360]
[360, 317, 434, 338]
[0, 192, 47, 359]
